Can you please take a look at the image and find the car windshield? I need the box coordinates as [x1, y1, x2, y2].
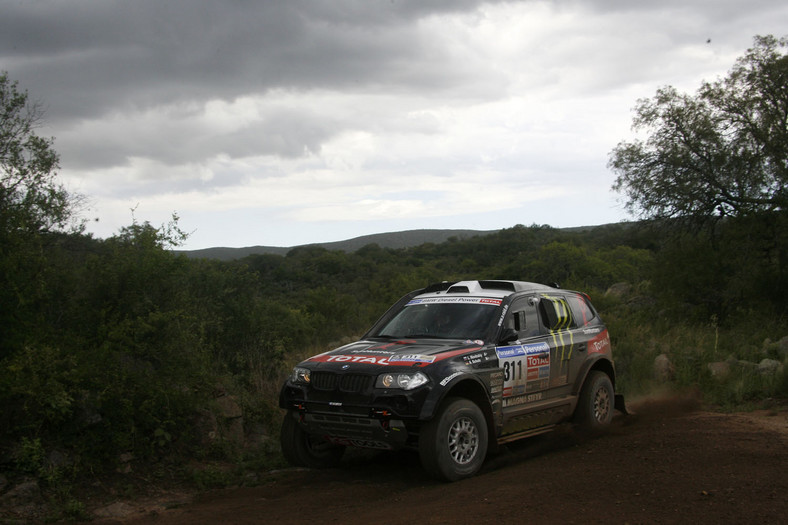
[374, 299, 501, 340]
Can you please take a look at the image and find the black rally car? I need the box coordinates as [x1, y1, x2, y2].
[279, 280, 625, 481]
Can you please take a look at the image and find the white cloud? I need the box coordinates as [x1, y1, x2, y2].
[5, 0, 788, 249]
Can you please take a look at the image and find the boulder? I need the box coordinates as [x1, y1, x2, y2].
[0, 479, 46, 520]
[605, 282, 631, 299]
[215, 395, 243, 419]
[653, 354, 675, 382]
[707, 361, 731, 378]
[758, 358, 783, 376]
[777, 336, 788, 358]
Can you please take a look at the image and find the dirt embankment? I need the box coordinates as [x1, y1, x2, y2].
[96, 396, 788, 525]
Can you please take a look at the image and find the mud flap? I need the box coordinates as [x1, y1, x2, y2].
[614, 394, 630, 415]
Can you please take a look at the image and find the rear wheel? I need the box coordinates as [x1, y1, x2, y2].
[280, 412, 345, 468]
[574, 371, 614, 432]
[419, 397, 488, 481]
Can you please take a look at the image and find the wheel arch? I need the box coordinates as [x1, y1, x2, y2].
[573, 356, 615, 396]
[420, 376, 497, 452]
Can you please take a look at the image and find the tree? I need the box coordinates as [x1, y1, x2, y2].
[609, 35, 787, 222]
[0, 71, 80, 235]
[1, 72, 82, 357]
[608, 35, 788, 314]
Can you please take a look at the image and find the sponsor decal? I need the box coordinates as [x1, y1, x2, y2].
[440, 371, 463, 386]
[497, 304, 510, 327]
[495, 342, 551, 359]
[463, 351, 494, 365]
[462, 340, 485, 346]
[589, 331, 611, 355]
[388, 354, 436, 364]
[497, 342, 551, 397]
[310, 346, 494, 367]
[309, 354, 392, 365]
[406, 297, 503, 306]
[502, 392, 543, 408]
[489, 370, 504, 395]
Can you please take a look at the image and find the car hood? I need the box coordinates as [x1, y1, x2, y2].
[303, 338, 487, 369]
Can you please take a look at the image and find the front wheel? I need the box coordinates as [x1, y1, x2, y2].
[419, 397, 488, 482]
[280, 412, 345, 468]
[574, 371, 614, 432]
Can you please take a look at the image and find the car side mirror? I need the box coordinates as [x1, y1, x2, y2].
[498, 328, 518, 345]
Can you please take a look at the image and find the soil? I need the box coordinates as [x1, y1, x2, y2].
[95, 395, 788, 525]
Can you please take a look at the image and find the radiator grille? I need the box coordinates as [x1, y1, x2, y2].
[311, 372, 371, 393]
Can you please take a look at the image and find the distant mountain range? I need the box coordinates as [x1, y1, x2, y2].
[179, 229, 499, 261]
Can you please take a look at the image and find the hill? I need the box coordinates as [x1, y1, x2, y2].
[180, 228, 499, 260]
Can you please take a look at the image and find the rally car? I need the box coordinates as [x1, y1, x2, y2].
[279, 280, 625, 481]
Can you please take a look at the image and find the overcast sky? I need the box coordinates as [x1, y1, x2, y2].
[2, 0, 786, 250]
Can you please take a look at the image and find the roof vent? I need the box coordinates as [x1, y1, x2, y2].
[446, 285, 470, 294]
[479, 280, 516, 292]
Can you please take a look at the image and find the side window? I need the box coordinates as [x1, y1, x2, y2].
[506, 296, 540, 338]
[566, 294, 596, 327]
[538, 295, 574, 332]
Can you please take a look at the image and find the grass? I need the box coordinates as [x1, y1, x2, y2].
[606, 310, 788, 409]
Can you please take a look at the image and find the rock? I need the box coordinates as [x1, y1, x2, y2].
[225, 417, 245, 447]
[654, 354, 675, 382]
[0, 479, 47, 520]
[116, 453, 135, 474]
[193, 408, 219, 447]
[245, 422, 270, 449]
[215, 394, 244, 446]
[215, 395, 243, 419]
[777, 336, 788, 358]
[605, 282, 631, 299]
[48, 448, 74, 469]
[0, 479, 43, 506]
[758, 358, 782, 375]
[707, 361, 731, 378]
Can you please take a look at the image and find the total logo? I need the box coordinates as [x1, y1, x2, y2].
[591, 337, 610, 354]
[322, 354, 391, 365]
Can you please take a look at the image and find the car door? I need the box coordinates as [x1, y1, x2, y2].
[538, 292, 605, 393]
[495, 294, 553, 409]
[536, 293, 576, 389]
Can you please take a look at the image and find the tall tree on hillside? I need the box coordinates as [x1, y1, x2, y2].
[0, 71, 78, 235]
[609, 35, 787, 222]
[608, 35, 788, 314]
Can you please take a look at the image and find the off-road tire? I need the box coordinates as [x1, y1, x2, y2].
[280, 412, 345, 468]
[574, 371, 614, 432]
[419, 397, 488, 481]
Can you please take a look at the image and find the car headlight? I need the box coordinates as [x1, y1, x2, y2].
[375, 372, 429, 390]
[291, 367, 311, 384]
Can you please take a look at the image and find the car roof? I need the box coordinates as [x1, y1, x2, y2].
[417, 280, 559, 300]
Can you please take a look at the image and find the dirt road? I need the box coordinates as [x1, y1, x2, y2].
[103, 397, 788, 525]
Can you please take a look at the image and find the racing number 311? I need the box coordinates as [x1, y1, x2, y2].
[503, 359, 522, 381]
